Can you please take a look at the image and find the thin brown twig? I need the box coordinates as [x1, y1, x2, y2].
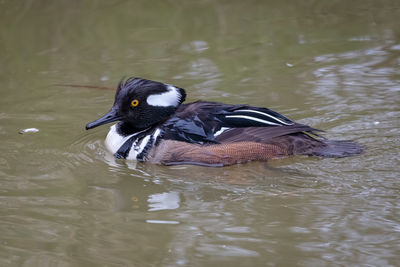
[53, 84, 115, 90]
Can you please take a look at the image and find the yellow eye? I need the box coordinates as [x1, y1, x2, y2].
[131, 99, 139, 107]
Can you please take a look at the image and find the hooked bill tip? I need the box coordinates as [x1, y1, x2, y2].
[85, 121, 98, 130]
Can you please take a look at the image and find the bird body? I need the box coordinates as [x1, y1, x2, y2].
[86, 77, 363, 166]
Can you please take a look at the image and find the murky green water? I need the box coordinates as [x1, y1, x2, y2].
[1, 0, 400, 266]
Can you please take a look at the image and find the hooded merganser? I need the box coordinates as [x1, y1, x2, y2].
[86, 77, 363, 166]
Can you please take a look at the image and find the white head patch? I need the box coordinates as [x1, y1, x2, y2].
[146, 85, 181, 107]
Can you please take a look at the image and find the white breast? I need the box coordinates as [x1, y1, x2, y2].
[105, 124, 162, 160]
[105, 124, 136, 154]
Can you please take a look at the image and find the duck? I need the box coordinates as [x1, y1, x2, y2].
[86, 77, 363, 166]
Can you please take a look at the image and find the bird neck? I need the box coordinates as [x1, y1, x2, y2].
[116, 121, 148, 136]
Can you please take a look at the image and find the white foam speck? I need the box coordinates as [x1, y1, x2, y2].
[146, 220, 180, 224]
[19, 128, 39, 134]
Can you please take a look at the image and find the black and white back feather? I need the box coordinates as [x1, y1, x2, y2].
[160, 101, 320, 145]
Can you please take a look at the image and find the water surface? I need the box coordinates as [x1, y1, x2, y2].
[0, 1, 399, 266]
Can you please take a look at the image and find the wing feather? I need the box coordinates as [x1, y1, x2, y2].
[164, 101, 320, 145]
[216, 105, 295, 127]
[215, 125, 320, 143]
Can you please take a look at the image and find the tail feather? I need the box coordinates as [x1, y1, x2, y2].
[310, 140, 364, 158]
